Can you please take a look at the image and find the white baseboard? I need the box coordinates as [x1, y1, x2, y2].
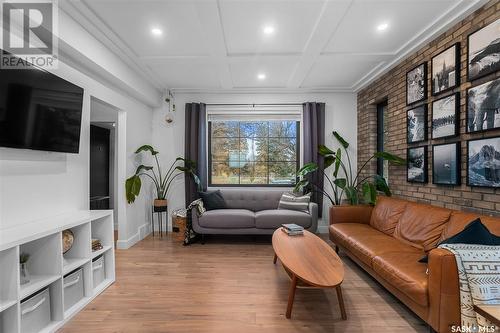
[116, 222, 151, 249]
[139, 223, 150, 239]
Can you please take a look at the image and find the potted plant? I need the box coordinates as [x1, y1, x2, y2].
[294, 131, 405, 206]
[125, 145, 200, 211]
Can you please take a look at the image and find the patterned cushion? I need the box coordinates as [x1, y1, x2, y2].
[278, 192, 310, 212]
[188, 199, 206, 216]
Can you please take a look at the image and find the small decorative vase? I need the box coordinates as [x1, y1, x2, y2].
[20, 263, 30, 285]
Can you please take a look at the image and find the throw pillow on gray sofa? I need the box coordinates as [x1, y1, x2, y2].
[199, 190, 227, 210]
[278, 192, 311, 212]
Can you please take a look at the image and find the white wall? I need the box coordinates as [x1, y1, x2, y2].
[0, 60, 155, 246]
[152, 92, 357, 232]
[0, 9, 158, 248]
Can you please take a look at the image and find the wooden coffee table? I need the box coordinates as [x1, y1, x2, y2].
[474, 304, 500, 327]
[272, 229, 346, 319]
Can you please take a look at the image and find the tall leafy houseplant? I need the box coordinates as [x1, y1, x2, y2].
[126, 145, 200, 209]
[295, 132, 405, 205]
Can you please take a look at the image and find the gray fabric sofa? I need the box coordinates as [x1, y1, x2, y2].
[192, 189, 318, 235]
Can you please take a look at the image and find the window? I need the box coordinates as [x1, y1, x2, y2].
[376, 100, 389, 181]
[209, 120, 300, 186]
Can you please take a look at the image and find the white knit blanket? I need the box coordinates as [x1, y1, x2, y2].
[438, 244, 500, 329]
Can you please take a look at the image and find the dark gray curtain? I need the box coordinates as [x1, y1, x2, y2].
[303, 102, 325, 217]
[184, 103, 207, 207]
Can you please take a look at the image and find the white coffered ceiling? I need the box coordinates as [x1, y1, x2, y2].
[63, 0, 487, 93]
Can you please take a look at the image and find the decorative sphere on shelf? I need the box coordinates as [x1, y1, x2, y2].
[62, 229, 74, 254]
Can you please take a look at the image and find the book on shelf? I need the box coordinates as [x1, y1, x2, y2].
[281, 223, 304, 232]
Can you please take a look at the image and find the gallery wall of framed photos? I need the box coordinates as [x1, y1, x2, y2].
[357, 0, 500, 216]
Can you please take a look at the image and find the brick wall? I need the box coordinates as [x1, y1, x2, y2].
[357, 0, 500, 216]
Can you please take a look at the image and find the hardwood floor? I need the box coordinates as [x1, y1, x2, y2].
[58, 233, 428, 333]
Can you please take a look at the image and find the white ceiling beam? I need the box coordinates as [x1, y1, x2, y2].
[227, 52, 303, 58]
[62, 0, 491, 94]
[61, 0, 166, 90]
[320, 51, 394, 57]
[286, 0, 353, 89]
[171, 87, 354, 95]
[140, 55, 212, 61]
[139, 52, 394, 62]
[56, 3, 162, 106]
[194, 0, 233, 90]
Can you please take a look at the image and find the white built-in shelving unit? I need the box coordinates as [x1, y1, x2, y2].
[0, 210, 115, 333]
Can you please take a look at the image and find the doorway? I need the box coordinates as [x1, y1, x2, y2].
[90, 97, 124, 245]
[90, 124, 112, 210]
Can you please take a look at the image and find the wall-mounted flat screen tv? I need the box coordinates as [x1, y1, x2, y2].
[0, 53, 84, 153]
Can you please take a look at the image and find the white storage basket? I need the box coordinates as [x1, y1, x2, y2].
[92, 255, 105, 288]
[63, 268, 84, 311]
[21, 288, 51, 333]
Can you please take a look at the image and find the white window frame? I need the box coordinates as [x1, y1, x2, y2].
[206, 105, 303, 188]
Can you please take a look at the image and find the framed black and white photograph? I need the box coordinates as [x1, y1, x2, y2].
[467, 136, 500, 188]
[432, 93, 459, 139]
[468, 18, 500, 81]
[466, 77, 500, 133]
[407, 146, 428, 183]
[407, 105, 427, 144]
[433, 143, 460, 185]
[431, 43, 460, 95]
[406, 63, 427, 105]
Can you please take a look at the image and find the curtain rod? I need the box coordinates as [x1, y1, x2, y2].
[205, 103, 303, 106]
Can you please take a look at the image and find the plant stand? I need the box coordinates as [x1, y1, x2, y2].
[151, 205, 168, 237]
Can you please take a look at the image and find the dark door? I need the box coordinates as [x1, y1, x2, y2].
[90, 125, 110, 209]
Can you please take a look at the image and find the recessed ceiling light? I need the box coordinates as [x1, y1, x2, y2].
[257, 73, 266, 80]
[151, 28, 163, 36]
[376, 22, 389, 32]
[263, 25, 275, 35]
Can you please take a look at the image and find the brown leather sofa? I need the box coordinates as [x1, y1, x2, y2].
[329, 196, 500, 333]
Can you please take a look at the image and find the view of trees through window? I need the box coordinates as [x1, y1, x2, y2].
[209, 120, 299, 185]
